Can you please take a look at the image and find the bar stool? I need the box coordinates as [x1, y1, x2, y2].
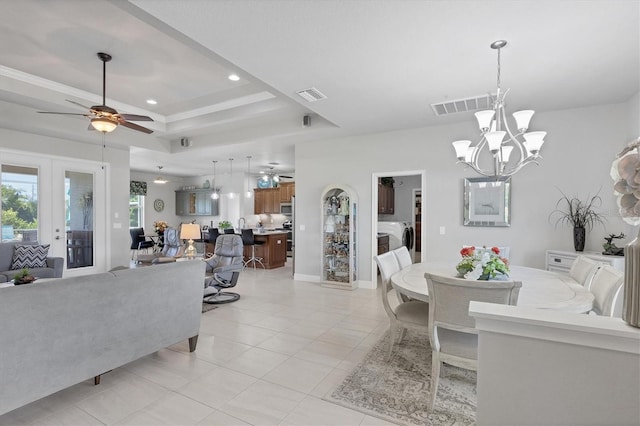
[241, 229, 265, 269]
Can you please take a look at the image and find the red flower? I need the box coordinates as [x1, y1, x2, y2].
[460, 247, 475, 257]
[501, 257, 509, 266]
[491, 247, 500, 255]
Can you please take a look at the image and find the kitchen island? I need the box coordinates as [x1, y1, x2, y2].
[243, 230, 288, 269]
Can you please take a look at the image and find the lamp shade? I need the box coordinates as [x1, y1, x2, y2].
[500, 146, 514, 162]
[512, 110, 535, 131]
[485, 131, 506, 152]
[452, 140, 472, 159]
[475, 110, 496, 131]
[180, 223, 201, 241]
[91, 117, 117, 133]
[523, 131, 546, 153]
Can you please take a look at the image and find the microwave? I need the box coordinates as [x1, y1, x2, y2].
[280, 202, 292, 216]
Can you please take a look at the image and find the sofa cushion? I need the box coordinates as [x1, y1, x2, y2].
[11, 244, 50, 269]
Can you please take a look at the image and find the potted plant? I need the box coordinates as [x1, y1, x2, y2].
[218, 220, 232, 231]
[550, 191, 605, 252]
[13, 267, 36, 285]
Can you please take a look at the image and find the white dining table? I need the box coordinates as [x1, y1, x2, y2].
[390, 262, 594, 314]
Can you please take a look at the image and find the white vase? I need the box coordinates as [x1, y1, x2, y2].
[623, 227, 640, 327]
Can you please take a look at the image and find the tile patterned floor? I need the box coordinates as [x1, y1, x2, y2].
[1, 261, 399, 425]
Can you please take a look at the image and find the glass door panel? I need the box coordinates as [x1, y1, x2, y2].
[0, 165, 39, 242]
[65, 171, 94, 269]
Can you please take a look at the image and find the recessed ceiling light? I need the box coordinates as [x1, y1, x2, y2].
[146, 99, 157, 105]
[228, 74, 240, 81]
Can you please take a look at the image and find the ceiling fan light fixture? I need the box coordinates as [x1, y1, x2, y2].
[91, 117, 117, 133]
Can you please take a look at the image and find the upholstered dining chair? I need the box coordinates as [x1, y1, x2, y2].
[373, 252, 429, 361]
[569, 255, 603, 290]
[588, 265, 624, 317]
[424, 272, 521, 411]
[136, 227, 184, 264]
[392, 246, 413, 269]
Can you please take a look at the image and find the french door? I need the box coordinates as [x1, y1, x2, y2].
[0, 151, 107, 276]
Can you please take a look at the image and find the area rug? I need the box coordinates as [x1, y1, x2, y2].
[324, 330, 476, 426]
[202, 303, 218, 313]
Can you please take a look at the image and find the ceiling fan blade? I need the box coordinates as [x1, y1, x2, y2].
[118, 113, 153, 122]
[65, 99, 92, 110]
[119, 120, 153, 134]
[37, 111, 89, 116]
[279, 175, 294, 179]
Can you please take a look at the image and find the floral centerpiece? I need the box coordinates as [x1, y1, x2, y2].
[153, 220, 169, 235]
[456, 246, 509, 280]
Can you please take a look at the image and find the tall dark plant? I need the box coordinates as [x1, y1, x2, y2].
[550, 191, 606, 230]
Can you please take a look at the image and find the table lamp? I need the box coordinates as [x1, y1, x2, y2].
[180, 223, 201, 258]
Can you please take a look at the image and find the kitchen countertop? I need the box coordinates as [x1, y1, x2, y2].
[377, 233, 389, 238]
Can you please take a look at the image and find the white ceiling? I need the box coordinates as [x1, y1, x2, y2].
[0, 0, 638, 178]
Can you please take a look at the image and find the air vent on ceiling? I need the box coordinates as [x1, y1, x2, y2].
[296, 87, 327, 102]
[430, 93, 497, 116]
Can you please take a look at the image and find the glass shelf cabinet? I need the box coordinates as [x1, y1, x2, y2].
[321, 184, 357, 290]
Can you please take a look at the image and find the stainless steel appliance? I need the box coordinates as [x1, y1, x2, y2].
[280, 202, 292, 217]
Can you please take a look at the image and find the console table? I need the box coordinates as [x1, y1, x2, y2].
[545, 249, 624, 274]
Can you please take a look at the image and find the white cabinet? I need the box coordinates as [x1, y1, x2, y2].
[545, 250, 625, 274]
[321, 185, 357, 290]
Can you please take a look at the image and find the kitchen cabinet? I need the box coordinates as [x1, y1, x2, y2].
[378, 180, 395, 214]
[254, 188, 280, 214]
[321, 185, 358, 290]
[377, 234, 389, 255]
[279, 182, 295, 203]
[175, 189, 218, 216]
[242, 231, 287, 269]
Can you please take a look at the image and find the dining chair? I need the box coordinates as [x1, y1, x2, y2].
[392, 246, 413, 269]
[569, 255, 603, 290]
[129, 227, 154, 260]
[424, 272, 522, 411]
[588, 264, 624, 317]
[373, 252, 429, 361]
[136, 228, 184, 264]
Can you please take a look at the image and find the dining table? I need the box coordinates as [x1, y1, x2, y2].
[390, 261, 594, 314]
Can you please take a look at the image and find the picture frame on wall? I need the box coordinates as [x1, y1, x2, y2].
[463, 177, 511, 227]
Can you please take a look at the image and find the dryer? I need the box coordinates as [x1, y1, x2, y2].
[378, 221, 413, 252]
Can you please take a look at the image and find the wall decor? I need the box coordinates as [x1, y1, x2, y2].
[463, 177, 511, 227]
[153, 198, 165, 212]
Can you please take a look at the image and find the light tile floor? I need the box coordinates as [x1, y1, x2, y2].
[1, 261, 399, 426]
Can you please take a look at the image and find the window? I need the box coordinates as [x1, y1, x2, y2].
[1, 165, 39, 242]
[129, 194, 144, 228]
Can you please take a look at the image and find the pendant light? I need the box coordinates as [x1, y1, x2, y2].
[228, 158, 235, 199]
[245, 156, 252, 198]
[153, 166, 167, 184]
[211, 160, 219, 200]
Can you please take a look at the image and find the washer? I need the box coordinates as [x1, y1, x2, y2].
[378, 221, 412, 251]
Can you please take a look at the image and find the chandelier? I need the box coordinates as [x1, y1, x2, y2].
[452, 40, 547, 178]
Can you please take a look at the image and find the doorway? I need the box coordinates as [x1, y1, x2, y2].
[371, 170, 426, 289]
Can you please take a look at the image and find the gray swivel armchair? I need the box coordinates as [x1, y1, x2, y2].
[203, 234, 244, 304]
[136, 227, 184, 264]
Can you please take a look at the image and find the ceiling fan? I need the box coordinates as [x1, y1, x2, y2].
[37, 52, 154, 134]
[260, 166, 293, 182]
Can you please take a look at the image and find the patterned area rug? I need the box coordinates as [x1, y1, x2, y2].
[324, 330, 476, 425]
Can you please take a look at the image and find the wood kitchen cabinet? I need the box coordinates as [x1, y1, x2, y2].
[253, 188, 280, 214]
[243, 231, 287, 269]
[378, 180, 395, 214]
[279, 182, 295, 203]
[377, 234, 389, 254]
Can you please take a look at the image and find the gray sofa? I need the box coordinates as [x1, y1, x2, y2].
[0, 241, 64, 282]
[0, 260, 205, 415]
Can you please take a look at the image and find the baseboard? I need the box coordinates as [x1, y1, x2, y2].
[357, 280, 375, 289]
[294, 273, 321, 282]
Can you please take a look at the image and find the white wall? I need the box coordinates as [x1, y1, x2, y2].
[295, 100, 637, 284]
